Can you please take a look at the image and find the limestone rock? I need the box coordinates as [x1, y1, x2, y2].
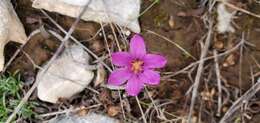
[0, 0, 27, 71]
[32, 0, 141, 33]
[217, 3, 236, 33]
[37, 44, 95, 103]
[47, 112, 119, 123]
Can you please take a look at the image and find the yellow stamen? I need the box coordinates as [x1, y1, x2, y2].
[131, 60, 144, 74]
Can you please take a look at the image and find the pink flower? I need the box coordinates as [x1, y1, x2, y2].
[108, 34, 167, 96]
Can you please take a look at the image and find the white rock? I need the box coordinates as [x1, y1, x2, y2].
[217, 3, 236, 33]
[0, 0, 27, 71]
[37, 44, 95, 103]
[47, 113, 119, 123]
[32, 0, 141, 33]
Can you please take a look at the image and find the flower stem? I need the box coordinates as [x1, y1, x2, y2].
[135, 96, 147, 123]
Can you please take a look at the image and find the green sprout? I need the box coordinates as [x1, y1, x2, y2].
[0, 73, 37, 122]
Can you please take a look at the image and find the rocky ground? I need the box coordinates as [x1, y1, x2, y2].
[1, 0, 260, 122]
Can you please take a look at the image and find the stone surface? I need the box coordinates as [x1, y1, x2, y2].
[37, 44, 95, 103]
[47, 113, 119, 123]
[0, 0, 27, 71]
[217, 3, 236, 33]
[32, 0, 141, 33]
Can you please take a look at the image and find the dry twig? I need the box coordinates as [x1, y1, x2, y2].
[217, 0, 260, 19]
[38, 104, 102, 118]
[214, 50, 223, 116]
[187, 21, 213, 123]
[135, 96, 147, 123]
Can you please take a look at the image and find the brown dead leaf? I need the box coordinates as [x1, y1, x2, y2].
[223, 54, 237, 67]
[77, 106, 88, 116]
[168, 15, 175, 29]
[107, 106, 121, 117]
[89, 40, 105, 55]
[214, 41, 224, 50]
[99, 89, 113, 107]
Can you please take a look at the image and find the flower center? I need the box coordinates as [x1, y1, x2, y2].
[131, 60, 144, 74]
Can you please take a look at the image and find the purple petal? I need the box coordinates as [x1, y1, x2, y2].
[112, 52, 132, 66]
[130, 34, 146, 58]
[140, 70, 160, 85]
[108, 68, 132, 86]
[125, 76, 144, 96]
[144, 54, 167, 68]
